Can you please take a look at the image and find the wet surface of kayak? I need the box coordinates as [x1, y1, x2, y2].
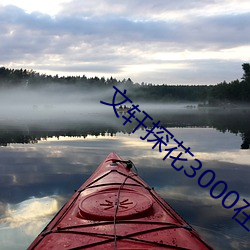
[28, 152, 213, 249]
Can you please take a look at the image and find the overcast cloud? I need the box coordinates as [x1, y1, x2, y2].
[0, 0, 250, 84]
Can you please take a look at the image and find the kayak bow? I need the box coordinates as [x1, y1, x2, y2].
[28, 152, 213, 249]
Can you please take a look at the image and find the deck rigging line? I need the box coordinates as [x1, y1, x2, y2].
[112, 159, 138, 249]
[34, 159, 212, 250]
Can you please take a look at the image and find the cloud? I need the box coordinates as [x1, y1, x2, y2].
[58, 0, 246, 19]
[0, 1, 250, 84]
[3, 5, 248, 48]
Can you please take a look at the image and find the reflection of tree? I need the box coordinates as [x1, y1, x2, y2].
[0, 121, 134, 147]
[145, 109, 250, 150]
[0, 110, 249, 149]
[241, 134, 250, 149]
[0, 131, 38, 146]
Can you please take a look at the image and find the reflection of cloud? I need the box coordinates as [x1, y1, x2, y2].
[156, 185, 248, 211]
[0, 131, 249, 249]
[156, 185, 250, 250]
[0, 196, 58, 232]
[195, 150, 250, 166]
[230, 240, 250, 250]
[0, 196, 61, 249]
[0, 202, 7, 218]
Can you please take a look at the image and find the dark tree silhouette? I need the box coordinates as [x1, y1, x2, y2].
[0, 63, 250, 104]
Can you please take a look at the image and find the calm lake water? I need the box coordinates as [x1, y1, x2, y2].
[0, 104, 250, 249]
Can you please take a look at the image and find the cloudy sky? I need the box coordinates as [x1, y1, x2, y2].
[0, 0, 250, 85]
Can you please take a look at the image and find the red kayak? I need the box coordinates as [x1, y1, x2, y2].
[28, 152, 213, 249]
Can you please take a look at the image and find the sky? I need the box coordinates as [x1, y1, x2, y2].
[0, 0, 250, 85]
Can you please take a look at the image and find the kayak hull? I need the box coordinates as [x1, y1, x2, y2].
[28, 152, 213, 249]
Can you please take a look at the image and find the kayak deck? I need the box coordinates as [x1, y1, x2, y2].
[28, 152, 213, 249]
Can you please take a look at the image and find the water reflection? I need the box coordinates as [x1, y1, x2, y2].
[0, 196, 61, 250]
[0, 108, 250, 149]
[0, 109, 250, 249]
[0, 196, 59, 228]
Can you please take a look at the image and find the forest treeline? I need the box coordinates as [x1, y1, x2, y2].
[0, 63, 249, 104]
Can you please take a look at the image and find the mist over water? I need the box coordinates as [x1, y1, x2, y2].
[0, 85, 115, 124]
[1, 84, 250, 148]
[0, 84, 198, 126]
